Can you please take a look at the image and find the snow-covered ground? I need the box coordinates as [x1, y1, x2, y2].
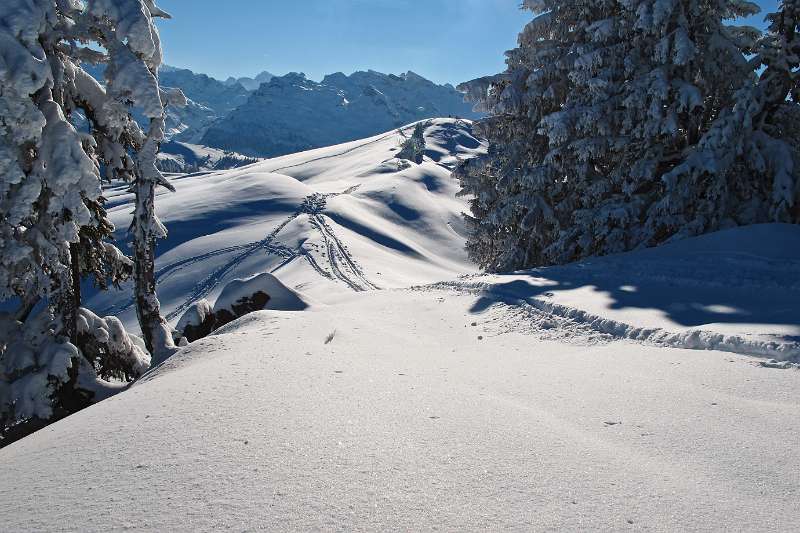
[3, 119, 799, 531]
[2, 287, 799, 531]
[156, 141, 259, 173]
[434, 223, 800, 363]
[90, 119, 483, 328]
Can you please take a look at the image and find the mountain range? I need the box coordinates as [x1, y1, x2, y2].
[85, 65, 481, 169]
[200, 70, 482, 158]
[86, 66, 480, 168]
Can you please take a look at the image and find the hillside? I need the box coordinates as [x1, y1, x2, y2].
[3, 118, 799, 531]
[2, 235, 799, 530]
[88, 119, 485, 327]
[200, 71, 482, 157]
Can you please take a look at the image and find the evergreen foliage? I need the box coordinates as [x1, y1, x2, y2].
[456, 0, 799, 271]
[0, 0, 181, 442]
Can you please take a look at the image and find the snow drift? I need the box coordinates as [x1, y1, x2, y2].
[431, 224, 800, 361]
[2, 288, 799, 531]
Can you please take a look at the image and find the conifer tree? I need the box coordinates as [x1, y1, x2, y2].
[0, 0, 181, 442]
[456, 0, 797, 271]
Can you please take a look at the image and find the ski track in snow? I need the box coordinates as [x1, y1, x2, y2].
[129, 129, 411, 320]
[96, 120, 481, 323]
[159, 186, 377, 321]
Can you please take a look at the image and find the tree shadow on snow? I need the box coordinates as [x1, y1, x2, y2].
[468, 257, 800, 331]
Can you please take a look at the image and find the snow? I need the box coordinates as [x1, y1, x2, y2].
[431, 223, 800, 362]
[3, 118, 799, 530]
[87, 119, 484, 327]
[213, 273, 310, 314]
[156, 141, 258, 173]
[1, 287, 799, 531]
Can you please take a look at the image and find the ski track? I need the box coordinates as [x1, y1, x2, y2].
[160, 187, 377, 321]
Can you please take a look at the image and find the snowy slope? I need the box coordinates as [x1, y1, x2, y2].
[89, 119, 484, 327]
[3, 117, 800, 531]
[156, 141, 260, 173]
[89, 118, 800, 363]
[433, 224, 800, 362]
[2, 289, 799, 531]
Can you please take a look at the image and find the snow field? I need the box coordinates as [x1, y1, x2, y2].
[2, 289, 798, 531]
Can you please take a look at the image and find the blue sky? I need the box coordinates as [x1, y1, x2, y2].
[156, 0, 778, 86]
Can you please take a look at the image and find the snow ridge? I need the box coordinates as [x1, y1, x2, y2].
[426, 279, 800, 362]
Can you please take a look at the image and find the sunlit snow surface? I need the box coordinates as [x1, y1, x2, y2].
[3, 289, 799, 531]
[6, 119, 799, 531]
[90, 119, 799, 361]
[433, 223, 800, 361]
[89, 119, 484, 326]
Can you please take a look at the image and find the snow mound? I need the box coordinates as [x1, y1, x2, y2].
[429, 224, 800, 361]
[213, 273, 310, 314]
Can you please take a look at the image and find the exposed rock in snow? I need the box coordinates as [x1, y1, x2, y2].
[213, 273, 310, 315]
[174, 274, 310, 343]
[174, 299, 214, 343]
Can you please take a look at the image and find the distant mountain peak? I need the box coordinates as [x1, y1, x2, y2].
[200, 69, 482, 158]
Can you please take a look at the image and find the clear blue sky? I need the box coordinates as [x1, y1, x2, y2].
[156, 0, 779, 86]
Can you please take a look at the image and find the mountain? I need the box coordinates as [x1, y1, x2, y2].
[158, 67, 251, 143]
[225, 70, 275, 91]
[82, 64, 251, 144]
[156, 141, 260, 173]
[160, 68, 250, 114]
[200, 71, 482, 157]
[83, 65, 477, 158]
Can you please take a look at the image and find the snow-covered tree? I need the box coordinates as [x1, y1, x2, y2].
[645, 0, 800, 243]
[397, 121, 429, 164]
[455, 1, 574, 271]
[0, 0, 181, 443]
[81, 0, 185, 359]
[456, 0, 798, 271]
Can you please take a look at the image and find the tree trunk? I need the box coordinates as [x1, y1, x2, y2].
[133, 178, 174, 360]
[55, 260, 78, 345]
[70, 242, 82, 309]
